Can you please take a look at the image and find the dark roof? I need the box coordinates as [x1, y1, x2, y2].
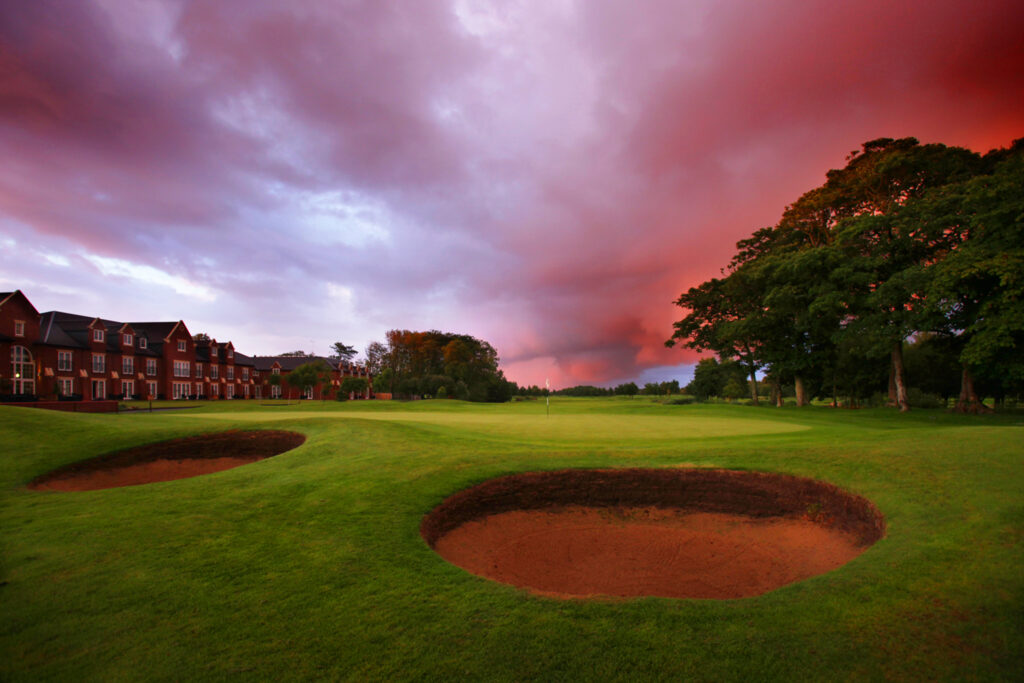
[252, 355, 339, 372]
[233, 352, 255, 367]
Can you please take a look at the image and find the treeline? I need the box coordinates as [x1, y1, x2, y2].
[365, 330, 514, 402]
[547, 381, 681, 397]
[667, 137, 1024, 412]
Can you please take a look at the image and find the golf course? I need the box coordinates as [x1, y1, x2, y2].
[2, 398, 1022, 680]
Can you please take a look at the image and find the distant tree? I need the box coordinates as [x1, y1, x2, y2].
[722, 377, 747, 402]
[338, 376, 368, 401]
[285, 360, 333, 399]
[192, 332, 211, 342]
[614, 382, 639, 397]
[331, 342, 358, 362]
[279, 350, 315, 358]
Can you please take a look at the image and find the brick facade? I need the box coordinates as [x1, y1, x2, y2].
[0, 290, 372, 402]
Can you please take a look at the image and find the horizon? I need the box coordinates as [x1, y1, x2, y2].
[2, 1, 1022, 389]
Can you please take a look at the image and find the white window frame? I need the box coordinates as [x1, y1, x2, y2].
[195, 363, 203, 378]
[196, 383, 205, 398]
[93, 329, 104, 342]
[122, 356, 134, 375]
[147, 381, 157, 398]
[58, 350, 73, 372]
[226, 384, 234, 399]
[57, 378, 74, 396]
[123, 333, 133, 346]
[210, 383, 219, 397]
[227, 366, 234, 380]
[227, 348, 233, 359]
[92, 353, 105, 374]
[92, 379, 106, 400]
[121, 379, 135, 399]
[14, 320, 25, 337]
[139, 337, 147, 349]
[173, 360, 189, 378]
[242, 368, 249, 381]
[146, 358, 157, 376]
[211, 365, 219, 379]
[177, 339, 186, 352]
[271, 384, 281, 399]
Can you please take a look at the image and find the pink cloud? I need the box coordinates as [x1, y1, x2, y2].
[2, 0, 1021, 389]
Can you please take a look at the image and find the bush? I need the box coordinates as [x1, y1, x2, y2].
[436, 386, 448, 399]
[667, 396, 695, 405]
[908, 387, 945, 409]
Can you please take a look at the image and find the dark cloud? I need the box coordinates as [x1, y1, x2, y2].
[1, 0, 1021, 388]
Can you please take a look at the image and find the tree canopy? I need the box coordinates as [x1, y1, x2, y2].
[368, 330, 514, 402]
[668, 136, 1024, 412]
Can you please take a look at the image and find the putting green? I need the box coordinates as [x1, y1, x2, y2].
[169, 410, 808, 443]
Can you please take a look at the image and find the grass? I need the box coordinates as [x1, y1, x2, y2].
[1, 398, 1022, 681]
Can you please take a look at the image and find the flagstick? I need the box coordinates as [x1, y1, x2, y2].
[545, 377, 550, 418]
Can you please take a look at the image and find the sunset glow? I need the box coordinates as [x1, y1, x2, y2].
[2, 0, 1021, 387]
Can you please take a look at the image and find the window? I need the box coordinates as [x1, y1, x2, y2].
[172, 382, 189, 399]
[57, 378, 74, 396]
[91, 379, 106, 400]
[147, 381, 157, 398]
[303, 386, 314, 400]
[14, 320, 25, 337]
[242, 368, 249, 381]
[210, 383, 219, 397]
[227, 348, 233, 359]
[11, 345, 34, 394]
[123, 333, 133, 346]
[255, 386, 262, 399]
[58, 351, 73, 372]
[177, 339, 186, 352]
[173, 360, 190, 378]
[195, 363, 203, 378]
[196, 383, 204, 398]
[93, 329, 105, 342]
[92, 353, 105, 374]
[211, 365, 219, 379]
[121, 380, 135, 399]
[243, 385, 250, 398]
[227, 366, 234, 381]
[139, 337, 147, 349]
[226, 384, 234, 399]
[122, 356, 134, 375]
[146, 358, 157, 376]
[271, 384, 281, 399]
[272, 367, 280, 375]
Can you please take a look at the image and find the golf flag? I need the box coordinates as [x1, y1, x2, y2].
[545, 378, 550, 417]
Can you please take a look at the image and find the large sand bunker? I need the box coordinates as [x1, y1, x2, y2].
[422, 469, 885, 599]
[29, 430, 305, 492]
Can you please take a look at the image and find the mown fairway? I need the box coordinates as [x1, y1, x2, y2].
[2, 399, 1022, 681]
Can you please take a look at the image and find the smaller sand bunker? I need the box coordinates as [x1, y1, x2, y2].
[29, 430, 305, 492]
[422, 469, 885, 599]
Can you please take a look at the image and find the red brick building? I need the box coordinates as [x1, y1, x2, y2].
[1, 289, 371, 402]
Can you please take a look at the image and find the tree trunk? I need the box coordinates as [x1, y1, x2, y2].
[955, 365, 992, 414]
[891, 341, 910, 412]
[794, 375, 809, 407]
[887, 368, 897, 407]
[769, 379, 782, 407]
[747, 366, 759, 406]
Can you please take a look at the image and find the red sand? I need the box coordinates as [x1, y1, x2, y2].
[28, 430, 305, 492]
[435, 506, 866, 599]
[31, 456, 267, 491]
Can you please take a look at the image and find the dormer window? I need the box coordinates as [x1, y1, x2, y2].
[177, 340, 186, 352]
[139, 337, 147, 349]
[227, 348, 233, 359]
[93, 329, 105, 343]
[272, 367, 280, 375]
[14, 320, 25, 337]
[123, 333, 133, 346]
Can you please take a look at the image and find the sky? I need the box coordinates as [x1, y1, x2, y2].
[2, 0, 1022, 389]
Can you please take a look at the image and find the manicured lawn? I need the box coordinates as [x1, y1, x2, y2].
[2, 398, 1022, 680]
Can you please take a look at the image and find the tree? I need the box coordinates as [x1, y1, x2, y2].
[279, 350, 315, 358]
[338, 376, 368, 401]
[192, 332, 211, 342]
[284, 360, 333, 399]
[331, 342, 357, 362]
[614, 382, 639, 397]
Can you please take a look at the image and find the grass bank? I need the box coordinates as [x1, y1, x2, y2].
[2, 398, 1022, 680]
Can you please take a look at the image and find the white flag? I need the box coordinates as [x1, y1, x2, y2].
[545, 378, 550, 390]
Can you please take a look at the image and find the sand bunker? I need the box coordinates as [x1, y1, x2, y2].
[422, 468, 885, 599]
[29, 430, 305, 492]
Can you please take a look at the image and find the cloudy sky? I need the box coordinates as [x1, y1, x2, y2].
[2, 1, 1021, 388]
